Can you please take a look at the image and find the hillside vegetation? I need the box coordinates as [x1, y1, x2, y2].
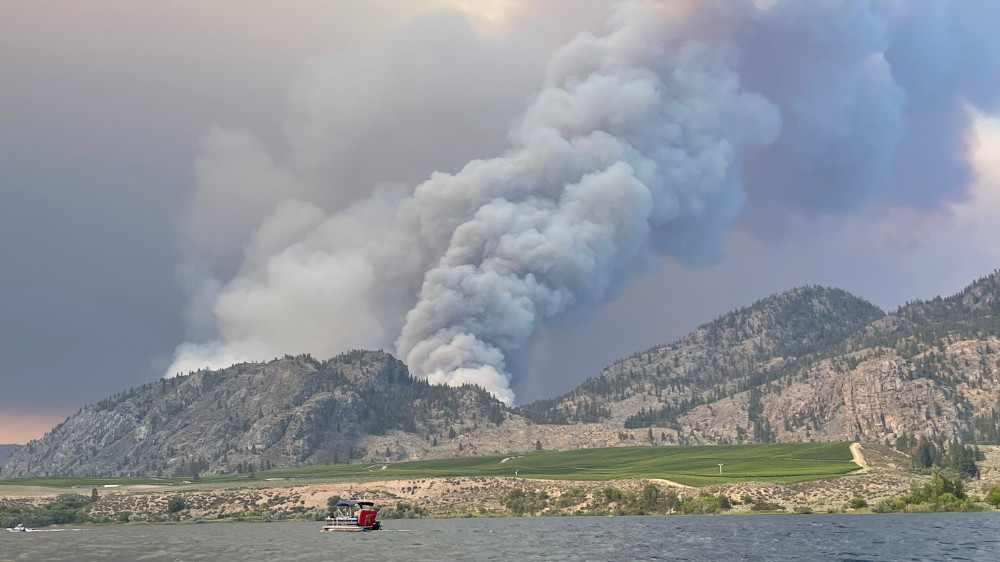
[0, 442, 857, 488]
[520, 273, 1000, 448]
[3, 351, 509, 477]
[6, 271, 1000, 478]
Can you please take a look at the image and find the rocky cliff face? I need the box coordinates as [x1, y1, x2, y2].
[517, 285, 887, 428]
[520, 273, 1000, 447]
[8, 272, 1000, 477]
[2, 351, 512, 477]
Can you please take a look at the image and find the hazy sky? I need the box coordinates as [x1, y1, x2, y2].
[2, 0, 999, 443]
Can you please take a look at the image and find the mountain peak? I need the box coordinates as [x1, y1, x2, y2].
[9, 271, 1000, 477]
[2, 350, 506, 478]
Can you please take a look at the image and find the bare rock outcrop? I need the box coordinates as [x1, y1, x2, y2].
[8, 272, 1000, 478]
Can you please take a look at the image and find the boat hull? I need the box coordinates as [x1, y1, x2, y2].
[321, 517, 381, 532]
[322, 502, 381, 532]
[321, 525, 373, 532]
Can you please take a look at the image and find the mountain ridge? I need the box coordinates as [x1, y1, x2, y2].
[6, 271, 1000, 477]
[2, 351, 511, 477]
[517, 285, 885, 428]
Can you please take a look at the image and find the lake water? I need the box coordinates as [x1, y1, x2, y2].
[2, 513, 999, 561]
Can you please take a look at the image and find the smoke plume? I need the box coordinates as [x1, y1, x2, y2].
[169, 0, 1000, 405]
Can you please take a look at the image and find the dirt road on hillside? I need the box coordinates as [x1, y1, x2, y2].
[850, 442, 868, 472]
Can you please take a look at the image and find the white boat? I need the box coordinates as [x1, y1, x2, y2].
[6, 524, 39, 532]
[322, 500, 382, 532]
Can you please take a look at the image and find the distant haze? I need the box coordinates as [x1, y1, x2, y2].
[0, 412, 68, 446]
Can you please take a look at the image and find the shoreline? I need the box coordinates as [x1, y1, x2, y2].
[6, 444, 1000, 524]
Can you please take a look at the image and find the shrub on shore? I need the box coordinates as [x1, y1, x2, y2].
[872, 469, 985, 513]
[380, 501, 427, 519]
[497, 485, 734, 517]
[848, 497, 868, 509]
[0, 493, 94, 528]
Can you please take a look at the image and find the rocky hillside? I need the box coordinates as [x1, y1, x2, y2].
[517, 285, 885, 428]
[2, 351, 511, 477]
[519, 272, 1000, 447]
[8, 271, 1000, 478]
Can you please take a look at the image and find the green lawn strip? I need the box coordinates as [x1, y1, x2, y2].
[0, 476, 182, 488]
[0, 442, 858, 489]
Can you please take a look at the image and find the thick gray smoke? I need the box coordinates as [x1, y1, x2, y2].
[169, 0, 1000, 405]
